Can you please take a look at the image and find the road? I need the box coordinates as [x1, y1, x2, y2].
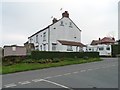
[2, 58, 118, 89]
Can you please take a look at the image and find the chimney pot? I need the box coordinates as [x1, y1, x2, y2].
[99, 38, 101, 41]
[112, 37, 115, 41]
[62, 11, 69, 18]
[52, 18, 58, 23]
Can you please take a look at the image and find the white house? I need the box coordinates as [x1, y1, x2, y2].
[28, 11, 85, 52]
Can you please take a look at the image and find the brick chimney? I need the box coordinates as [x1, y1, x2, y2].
[99, 38, 101, 41]
[62, 11, 69, 18]
[52, 18, 58, 24]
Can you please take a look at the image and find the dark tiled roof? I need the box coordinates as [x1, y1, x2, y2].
[58, 40, 86, 47]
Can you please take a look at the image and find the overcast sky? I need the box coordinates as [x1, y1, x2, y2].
[1, 0, 119, 47]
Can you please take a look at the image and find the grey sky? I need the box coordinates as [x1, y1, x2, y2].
[1, 0, 119, 47]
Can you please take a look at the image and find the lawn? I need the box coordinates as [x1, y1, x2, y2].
[2, 58, 102, 74]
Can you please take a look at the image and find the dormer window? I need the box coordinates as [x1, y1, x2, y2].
[60, 21, 64, 26]
[69, 22, 72, 28]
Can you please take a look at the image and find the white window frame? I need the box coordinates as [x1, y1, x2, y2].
[52, 43, 57, 51]
[43, 44, 46, 51]
[36, 45, 39, 50]
[106, 47, 110, 51]
[43, 32, 46, 41]
[36, 35, 38, 43]
[12, 47, 16, 51]
[30, 38, 32, 43]
[40, 45, 42, 51]
[99, 47, 104, 51]
[69, 22, 72, 28]
[67, 46, 73, 51]
[60, 21, 64, 26]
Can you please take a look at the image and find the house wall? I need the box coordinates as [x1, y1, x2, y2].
[49, 17, 81, 51]
[28, 28, 49, 51]
[56, 42, 83, 52]
[4, 46, 26, 56]
[28, 17, 81, 52]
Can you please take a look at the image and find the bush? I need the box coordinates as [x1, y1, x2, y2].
[2, 56, 27, 66]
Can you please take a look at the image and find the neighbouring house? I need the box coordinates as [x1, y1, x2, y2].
[24, 41, 35, 55]
[84, 37, 116, 56]
[91, 37, 116, 45]
[28, 11, 86, 52]
[3, 45, 26, 56]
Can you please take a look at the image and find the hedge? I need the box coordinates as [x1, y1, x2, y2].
[30, 51, 99, 60]
[2, 52, 99, 66]
[112, 44, 120, 57]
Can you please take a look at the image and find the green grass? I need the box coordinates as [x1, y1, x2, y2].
[2, 58, 102, 74]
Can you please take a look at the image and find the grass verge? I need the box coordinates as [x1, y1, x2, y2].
[2, 58, 102, 74]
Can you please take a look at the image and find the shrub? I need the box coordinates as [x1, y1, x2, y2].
[2, 56, 27, 66]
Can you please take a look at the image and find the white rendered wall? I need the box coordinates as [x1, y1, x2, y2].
[49, 17, 81, 51]
[28, 28, 49, 51]
[28, 17, 81, 52]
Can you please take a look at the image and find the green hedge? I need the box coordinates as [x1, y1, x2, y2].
[2, 52, 99, 66]
[30, 51, 99, 59]
[112, 44, 120, 57]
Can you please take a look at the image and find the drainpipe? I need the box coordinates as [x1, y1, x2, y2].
[48, 26, 50, 51]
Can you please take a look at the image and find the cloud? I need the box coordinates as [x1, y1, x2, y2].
[2, 33, 27, 46]
[1, 0, 119, 46]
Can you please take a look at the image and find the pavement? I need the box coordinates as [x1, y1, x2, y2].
[2, 58, 118, 89]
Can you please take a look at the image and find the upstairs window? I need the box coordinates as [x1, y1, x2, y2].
[60, 21, 64, 26]
[36, 35, 38, 43]
[69, 22, 72, 28]
[43, 32, 46, 41]
[30, 38, 32, 43]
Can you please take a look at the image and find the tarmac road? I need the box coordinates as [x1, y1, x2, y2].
[2, 58, 118, 89]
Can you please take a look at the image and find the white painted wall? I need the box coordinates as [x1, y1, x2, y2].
[28, 17, 82, 52]
[49, 17, 81, 51]
[28, 28, 49, 51]
[56, 41, 83, 52]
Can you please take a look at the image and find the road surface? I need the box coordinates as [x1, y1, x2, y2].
[2, 58, 118, 89]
